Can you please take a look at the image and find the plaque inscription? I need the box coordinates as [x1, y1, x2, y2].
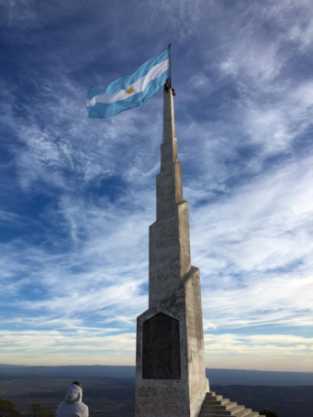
[142, 313, 181, 379]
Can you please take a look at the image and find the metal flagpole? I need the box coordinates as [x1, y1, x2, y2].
[168, 43, 172, 87]
[166, 43, 175, 95]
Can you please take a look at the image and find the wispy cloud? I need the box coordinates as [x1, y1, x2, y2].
[191, 154, 313, 335]
[1, 0, 313, 370]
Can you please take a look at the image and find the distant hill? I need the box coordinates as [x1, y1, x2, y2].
[206, 368, 313, 386]
[0, 373, 312, 417]
[0, 364, 134, 380]
[0, 364, 312, 385]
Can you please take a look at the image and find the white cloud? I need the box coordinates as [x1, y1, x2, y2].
[188, 153, 313, 340]
[204, 332, 313, 372]
[1, 0, 313, 371]
[0, 329, 136, 365]
[2, 127, 313, 369]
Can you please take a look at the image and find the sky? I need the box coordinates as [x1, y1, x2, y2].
[0, 0, 313, 372]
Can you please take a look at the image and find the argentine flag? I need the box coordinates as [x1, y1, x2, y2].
[87, 48, 170, 119]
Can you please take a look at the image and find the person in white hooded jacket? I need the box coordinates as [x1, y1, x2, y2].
[56, 382, 89, 417]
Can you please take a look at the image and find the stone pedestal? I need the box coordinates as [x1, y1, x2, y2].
[135, 87, 209, 417]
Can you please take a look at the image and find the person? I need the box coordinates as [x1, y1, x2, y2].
[56, 381, 89, 417]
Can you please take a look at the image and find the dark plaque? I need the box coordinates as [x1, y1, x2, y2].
[142, 313, 181, 379]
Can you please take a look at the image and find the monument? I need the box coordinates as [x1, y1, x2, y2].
[135, 82, 208, 417]
[135, 82, 265, 417]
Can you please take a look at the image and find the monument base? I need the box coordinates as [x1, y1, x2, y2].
[135, 267, 209, 417]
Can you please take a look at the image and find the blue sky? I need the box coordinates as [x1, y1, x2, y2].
[0, 0, 313, 371]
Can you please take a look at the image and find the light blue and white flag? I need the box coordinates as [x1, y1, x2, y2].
[87, 48, 170, 119]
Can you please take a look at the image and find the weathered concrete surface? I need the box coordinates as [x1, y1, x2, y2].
[135, 86, 208, 417]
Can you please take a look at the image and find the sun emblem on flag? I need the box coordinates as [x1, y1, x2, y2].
[126, 86, 135, 94]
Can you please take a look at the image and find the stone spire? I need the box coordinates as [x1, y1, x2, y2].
[135, 85, 209, 417]
[134, 83, 266, 417]
[149, 85, 191, 308]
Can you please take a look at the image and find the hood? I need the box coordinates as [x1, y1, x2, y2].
[64, 384, 83, 404]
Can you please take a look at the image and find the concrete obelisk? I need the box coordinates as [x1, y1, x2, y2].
[135, 82, 209, 417]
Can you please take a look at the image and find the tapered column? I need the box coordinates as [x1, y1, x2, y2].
[135, 85, 209, 417]
[149, 87, 191, 307]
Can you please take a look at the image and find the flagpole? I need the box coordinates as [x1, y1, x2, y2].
[165, 43, 175, 95]
[168, 43, 172, 87]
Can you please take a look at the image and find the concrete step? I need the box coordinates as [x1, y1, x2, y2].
[205, 394, 222, 402]
[203, 404, 229, 413]
[199, 403, 232, 417]
[200, 391, 262, 417]
[220, 399, 232, 407]
[201, 413, 232, 417]
[211, 393, 235, 407]
[213, 394, 225, 402]
[201, 407, 231, 413]
[246, 409, 261, 417]
[202, 407, 230, 414]
[199, 409, 230, 417]
[202, 401, 224, 407]
[211, 394, 234, 407]
[227, 405, 246, 415]
[234, 409, 255, 417]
